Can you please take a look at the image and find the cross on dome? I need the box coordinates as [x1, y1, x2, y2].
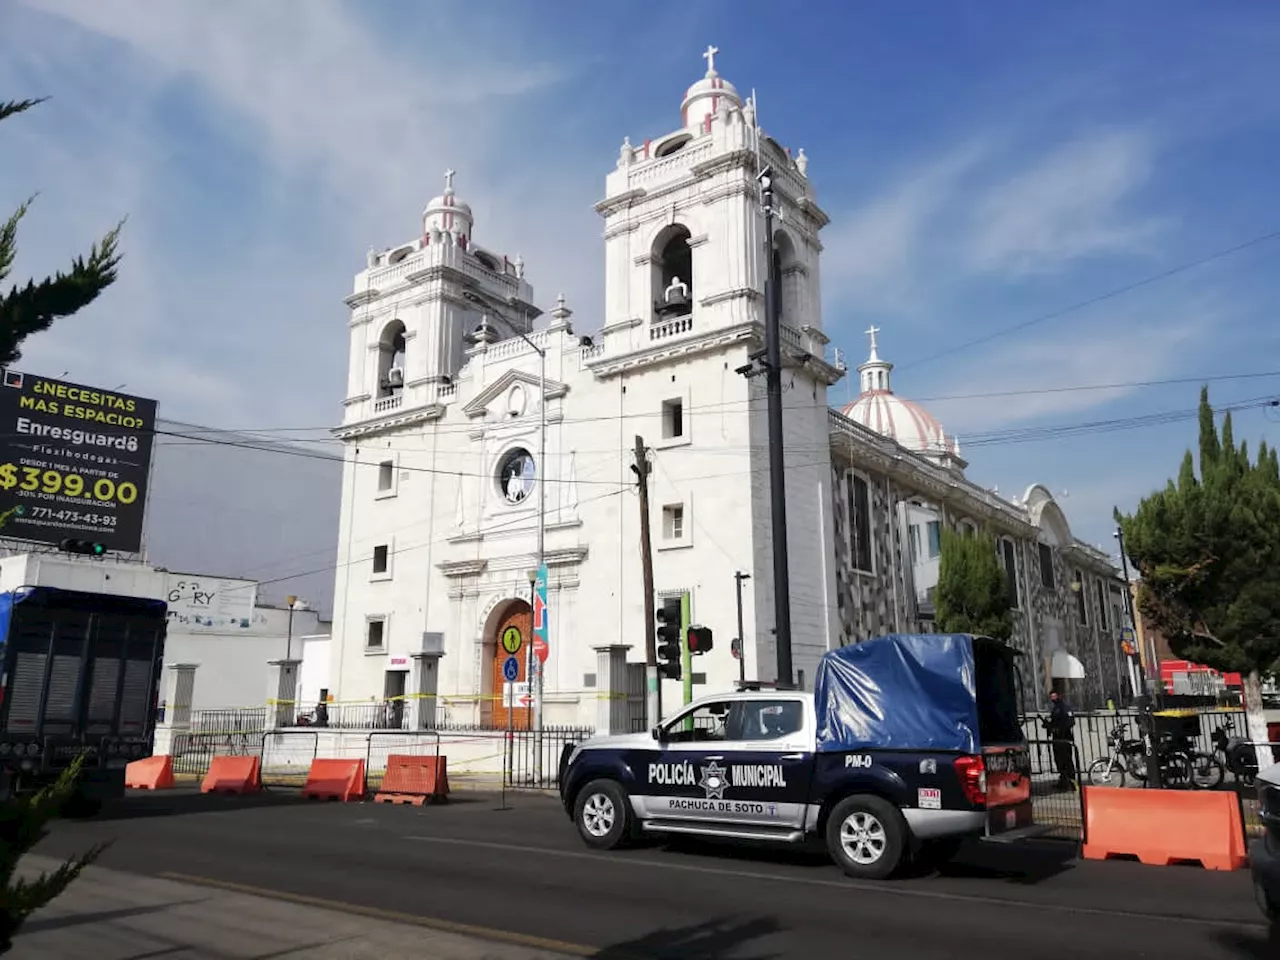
[864, 325, 881, 361]
[703, 44, 719, 75]
[444, 168, 456, 192]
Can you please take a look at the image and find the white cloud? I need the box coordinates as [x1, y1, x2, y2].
[921, 305, 1208, 435]
[965, 130, 1168, 275]
[5, 0, 601, 430]
[821, 142, 987, 314]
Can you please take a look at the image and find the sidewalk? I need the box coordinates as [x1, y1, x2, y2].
[11, 855, 582, 959]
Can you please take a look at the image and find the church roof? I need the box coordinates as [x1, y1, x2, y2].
[680, 45, 743, 128]
[840, 326, 962, 462]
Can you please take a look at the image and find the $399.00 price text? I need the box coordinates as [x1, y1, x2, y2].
[0, 463, 139, 505]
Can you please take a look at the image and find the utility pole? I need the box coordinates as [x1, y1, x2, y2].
[734, 572, 749, 687]
[633, 436, 660, 725]
[759, 166, 794, 689]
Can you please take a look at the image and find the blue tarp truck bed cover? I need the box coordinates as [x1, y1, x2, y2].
[814, 632, 996, 754]
[0, 585, 168, 806]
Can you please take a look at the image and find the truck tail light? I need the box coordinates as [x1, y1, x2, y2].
[954, 755, 987, 806]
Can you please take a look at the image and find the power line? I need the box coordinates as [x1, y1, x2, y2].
[895, 227, 1280, 372]
[204, 395, 1280, 594]
[150, 367, 1280, 443]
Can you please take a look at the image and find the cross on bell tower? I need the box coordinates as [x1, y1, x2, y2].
[702, 44, 719, 75]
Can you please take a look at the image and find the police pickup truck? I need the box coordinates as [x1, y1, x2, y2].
[559, 633, 1038, 879]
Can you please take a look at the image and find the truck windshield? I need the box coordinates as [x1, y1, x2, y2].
[973, 640, 1023, 746]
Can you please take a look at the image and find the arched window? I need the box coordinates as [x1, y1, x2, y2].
[652, 224, 693, 318]
[377, 319, 406, 398]
[772, 229, 799, 327]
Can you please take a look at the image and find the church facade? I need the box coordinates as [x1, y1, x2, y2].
[326, 50, 1130, 733]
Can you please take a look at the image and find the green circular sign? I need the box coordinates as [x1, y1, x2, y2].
[501, 626, 523, 655]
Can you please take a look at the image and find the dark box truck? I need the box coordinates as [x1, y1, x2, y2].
[0, 585, 167, 814]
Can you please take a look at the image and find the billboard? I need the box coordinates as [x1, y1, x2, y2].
[0, 368, 157, 553]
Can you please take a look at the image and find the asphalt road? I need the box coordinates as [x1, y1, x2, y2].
[33, 788, 1277, 959]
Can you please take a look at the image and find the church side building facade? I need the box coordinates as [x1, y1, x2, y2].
[325, 51, 1132, 735]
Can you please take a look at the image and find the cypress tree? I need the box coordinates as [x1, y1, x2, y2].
[1118, 387, 1280, 763]
[934, 527, 1014, 641]
[1, 98, 122, 365]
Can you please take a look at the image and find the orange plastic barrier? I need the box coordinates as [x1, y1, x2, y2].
[200, 755, 263, 795]
[301, 758, 366, 802]
[125, 755, 175, 790]
[374, 754, 449, 806]
[1082, 786, 1246, 870]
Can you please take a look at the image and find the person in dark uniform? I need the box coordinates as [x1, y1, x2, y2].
[1046, 690, 1077, 789]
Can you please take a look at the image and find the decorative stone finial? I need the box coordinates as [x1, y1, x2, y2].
[550, 292, 574, 323]
[618, 136, 633, 168]
[366, 247, 378, 268]
[514, 254, 525, 279]
[796, 148, 809, 177]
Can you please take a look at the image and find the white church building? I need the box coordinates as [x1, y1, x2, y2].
[324, 49, 1130, 735]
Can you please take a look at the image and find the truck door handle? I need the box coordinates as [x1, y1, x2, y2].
[780, 753, 805, 761]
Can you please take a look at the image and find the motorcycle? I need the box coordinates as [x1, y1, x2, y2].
[1212, 723, 1258, 786]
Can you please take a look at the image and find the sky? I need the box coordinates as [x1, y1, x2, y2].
[2, 0, 1279, 579]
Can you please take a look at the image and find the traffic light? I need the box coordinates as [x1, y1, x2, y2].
[656, 597, 682, 680]
[687, 624, 713, 655]
[58, 539, 106, 556]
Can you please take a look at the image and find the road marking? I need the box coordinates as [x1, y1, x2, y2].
[156, 872, 600, 956]
[401, 835, 1267, 932]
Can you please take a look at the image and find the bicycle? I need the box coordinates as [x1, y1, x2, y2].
[1086, 725, 1148, 787]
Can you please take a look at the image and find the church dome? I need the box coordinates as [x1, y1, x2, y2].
[841, 327, 963, 463]
[680, 45, 743, 129]
[422, 169, 474, 246]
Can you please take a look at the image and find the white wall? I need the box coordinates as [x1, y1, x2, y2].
[167, 603, 325, 711]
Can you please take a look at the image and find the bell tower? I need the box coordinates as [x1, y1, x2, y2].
[596, 47, 830, 358]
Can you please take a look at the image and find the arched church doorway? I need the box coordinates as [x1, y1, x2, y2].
[488, 599, 533, 730]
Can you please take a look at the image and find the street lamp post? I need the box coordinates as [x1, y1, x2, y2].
[285, 595, 297, 661]
[512, 318, 547, 754]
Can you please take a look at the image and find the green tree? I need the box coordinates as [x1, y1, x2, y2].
[934, 526, 1014, 641]
[0, 95, 122, 951]
[1, 98, 122, 366]
[0, 756, 111, 953]
[1118, 387, 1280, 763]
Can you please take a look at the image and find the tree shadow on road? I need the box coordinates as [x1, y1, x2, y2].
[592, 916, 782, 959]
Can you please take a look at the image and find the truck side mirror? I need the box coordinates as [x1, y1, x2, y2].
[651, 726, 665, 742]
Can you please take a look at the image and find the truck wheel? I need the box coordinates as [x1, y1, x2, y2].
[826, 795, 907, 881]
[573, 779, 632, 850]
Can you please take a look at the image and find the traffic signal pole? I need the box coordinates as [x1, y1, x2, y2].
[680, 591, 692, 707]
[633, 436, 660, 725]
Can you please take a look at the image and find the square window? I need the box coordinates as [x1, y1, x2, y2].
[663, 504, 684, 540]
[366, 619, 385, 650]
[378, 460, 394, 491]
[662, 398, 684, 439]
[372, 544, 389, 574]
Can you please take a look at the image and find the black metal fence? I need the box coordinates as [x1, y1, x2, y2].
[1025, 738, 1086, 842]
[506, 726, 593, 789]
